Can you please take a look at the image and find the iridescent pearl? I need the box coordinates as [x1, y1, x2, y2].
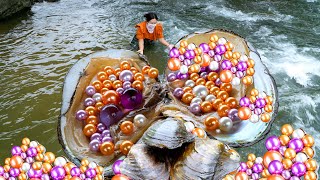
[122, 81, 131, 89]
[295, 152, 308, 163]
[205, 94, 216, 102]
[21, 163, 30, 172]
[173, 88, 184, 99]
[200, 72, 207, 79]
[185, 80, 195, 88]
[292, 129, 305, 139]
[85, 86, 96, 96]
[109, 74, 117, 82]
[90, 133, 101, 141]
[255, 157, 263, 164]
[228, 109, 241, 123]
[219, 117, 233, 132]
[192, 85, 208, 99]
[188, 103, 201, 114]
[183, 59, 192, 66]
[231, 77, 240, 86]
[187, 43, 196, 50]
[184, 122, 195, 132]
[76, 110, 88, 121]
[133, 114, 147, 128]
[29, 141, 38, 148]
[89, 139, 100, 152]
[218, 37, 227, 45]
[102, 136, 112, 143]
[208, 61, 219, 71]
[84, 98, 96, 107]
[54, 157, 67, 167]
[180, 65, 188, 74]
[167, 73, 176, 82]
[191, 97, 202, 104]
[214, 54, 222, 61]
[239, 55, 248, 62]
[116, 87, 124, 94]
[92, 93, 102, 102]
[97, 123, 106, 132]
[88, 162, 97, 169]
[249, 114, 259, 123]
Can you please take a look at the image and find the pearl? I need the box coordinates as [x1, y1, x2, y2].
[208, 61, 219, 71]
[192, 85, 208, 99]
[185, 80, 195, 88]
[184, 122, 195, 132]
[239, 55, 248, 62]
[218, 37, 227, 45]
[54, 157, 67, 167]
[92, 93, 102, 102]
[133, 114, 147, 128]
[255, 157, 263, 164]
[21, 163, 30, 172]
[88, 162, 97, 169]
[249, 114, 259, 123]
[292, 129, 305, 139]
[188, 103, 201, 114]
[187, 43, 196, 50]
[231, 77, 240, 86]
[219, 117, 233, 132]
[29, 141, 38, 148]
[122, 81, 131, 89]
[205, 94, 216, 102]
[295, 153, 308, 163]
[109, 74, 117, 82]
[180, 65, 188, 74]
[191, 97, 202, 104]
[258, 92, 267, 98]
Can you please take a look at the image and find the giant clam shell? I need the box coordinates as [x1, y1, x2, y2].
[164, 29, 279, 147]
[58, 49, 166, 173]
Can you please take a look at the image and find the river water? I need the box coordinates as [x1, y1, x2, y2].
[0, 0, 319, 166]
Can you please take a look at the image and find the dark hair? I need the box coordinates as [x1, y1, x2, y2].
[144, 12, 158, 22]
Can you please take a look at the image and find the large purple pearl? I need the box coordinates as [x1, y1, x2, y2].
[9, 168, 20, 177]
[167, 73, 177, 82]
[28, 168, 43, 178]
[97, 123, 106, 132]
[70, 167, 81, 177]
[228, 109, 241, 123]
[85, 86, 96, 96]
[169, 47, 180, 58]
[237, 61, 248, 71]
[51, 166, 66, 180]
[0, 166, 4, 176]
[119, 70, 133, 82]
[214, 44, 226, 55]
[84, 98, 96, 107]
[11, 146, 22, 156]
[265, 135, 281, 151]
[236, 71, 244, 78]
[239, 97, 250, 107]
[291, 162, 306, 177]
[183, 59, 192, 66]
[112, 160, 123, 175]
[238, 162, 247, 172]
[188, 103, 201, 114]
[221, 60, 232, 70]
[76, 110, 88, 121]
[177, 72, 189, 80]
[282, 170, 291, 179]
[288, 138, 304, 152]
[184, 50, 195, 59]
[208, 50, 215, 57]
[26, 147, 37, 157]
[99, 104, 124, 127]
[255, 98, 266, 108]
[268, 160, 283, 174]
[89, 139, 101, 152]
[85, 168, 97, 178]
[199, 43, 210, 53]
[252, 163, 263, 173]
[173, 88, 184, 99]
[120, 88, 143, 110]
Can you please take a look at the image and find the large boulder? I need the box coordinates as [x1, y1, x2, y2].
[0, 0, 34, 20]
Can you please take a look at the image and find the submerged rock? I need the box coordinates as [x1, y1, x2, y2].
[0, 0, 33, 20]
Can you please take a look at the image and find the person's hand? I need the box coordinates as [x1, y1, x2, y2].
[168, 44, 174, 50]
[137, 49, 143, 54]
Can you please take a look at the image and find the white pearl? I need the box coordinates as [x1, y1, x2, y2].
[231, 77, 241, 86]
[180, 65, 188, 74]
[219, 117, 233, 132]
[109, 74, 117, 82]
[184, 122, 195, 132]
[258, 92, 267, 98]
[88, 162, 97, 169]
[187, 43, 196, 50]
[54, 157, 67, 167]
[239, 55, 248, 62]
[92, 93, 102, 102]
[218, 37, 227, 45]
[133, 114, 147, 128]
[249, 114, 259, 123]
[205, 94, 216, 102]
[191, 97, 202, 104]
[22, 163, 30, 172]
[185, 80, 196, 88]
[29, 141, 38, 147]
[208, 61, 219, 71]
[192, 85, 208, 99]
[292, 129, 305, 139]
[255, 157, 263, 164]
[295, 153, 308, 163]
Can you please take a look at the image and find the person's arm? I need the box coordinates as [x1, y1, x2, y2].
[159, 38, 174, 49]
[138, 39, 144, 54]
[136, 26, 144, 54]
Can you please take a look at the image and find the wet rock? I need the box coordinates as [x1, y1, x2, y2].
[0, 0, 34, 20]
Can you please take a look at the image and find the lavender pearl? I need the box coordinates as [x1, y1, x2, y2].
[167, 73, 177, 82]
[116, 88, 124, 94]
[3, 173, 9, 179]
[200, 72, 207, 79]
[208, 50, 215, 57]
[236, 71, 244, 78]
[252, 163, 263, 173]
[184, 50, 195, 59]
[84, 98, 96, 107]
[85, 86, 96, 96]
[76, 110, 88, 121]
[123, 81, 131, 89]
[112, 160, 123, 175]
[239, 97, 251, 107]
[179, 55, 185, 61]
[268, 160, 283, 174]
[254, 108, 262, 115]
[188, 103, 201, 114]
[90, 133, 101, 141]
[173, 88, 184, 99]
[228, 109, 241, 123]
[50, 166, 66, 180]
[85, 168, 97, 178]
[28, 168, 43, 178]
[183, 59, 192, 66]
[290, 176, 300, 180]
[279, 146, 287, 155]
[246, 169, 252, 176]
[169, 47, 180, 58]
[288, 138, 304, 152]
[26, 147, 37, 157]
[255, 98, 266, 108]
[249, 103, 255, 110]
[215, 78, 222, 86]
[199, 43, 210, 53]
[177, 72, 188, 80]
[238, 162, 247, 172]
[291, 162, 306, 177]
[101, 130, 111, 137]
[11, 146, 22, 156]
[221, 60, 232, 70]
[97, 123, 106, 132]
[9, 168, 20, 177]
[282, 170, 291, 179]
[213, 54, 222, 61]
[214, 44, 226, 55]
[119, 70, 133, 82]
[20, 152, 27, 159]
[8, 177, 15, 180]
[80, 174, 86, 179]
[70, 167, 81, 177]
[237, 61, 248, 71]
[26, 157, 34, 163]
[251, 173, 259, 180]
[0, 166, 4, 176]
[102, 136, 113, 143]
[41, 174, 50, 180]
[231, 67, 237, 73]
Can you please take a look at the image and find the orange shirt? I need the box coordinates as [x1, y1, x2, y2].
[135, 21, 164, 41]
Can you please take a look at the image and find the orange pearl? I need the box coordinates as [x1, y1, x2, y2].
[210, 34, 219, 42]
[194, 56, 202, 64]
[120, 121, 134, 135]
[181, 92, 194, 105]
[83, 124, 97, 137]
[220, 83, 232, 93]
[249, 95, 257, 103]
[120, 140, 133, 155]
[208, 41, 216, 50]
[35, 153, 44, 161]
[251, 89, 259, 98]
[279, 135, 290, 146]
[92, 80, 103, 91]
[246, 161, 254, 168]
[103, 66, 115, 75]
[120, 61, 131, 70]
[85, 106, 97, 116]
[102, 90, 120, 105]
[209, 86, 220, 96]
[225, 97, 238, 109]
[32, 162, 42, 170]
[179, 47, 186, 54]
[141, 66, 150, 74]
[81, 159, 89, 166]
[201, 54, 211, 67]
[204, 116, 219, 130]
[180, 40, 188, 48]
[247, 59, 255, 68]
[130, 67, 138, 74]
[235, 172, 248, 180]
[238, 107, 252, 120]
[21, 145, 28, 152]
[267, 175, 285, 180]
[183, 87, 193, 93]
[195, 78, 206, 86]
[262, 168, 270, 178]
[10, 155, 23, 168]
[93, 175, 103, 180]
[148, 68, 159, 79]
[304, 171, 317, 180]
[281, 124, 294, 136]
[42, 163, 52, 174]
[261, 113, 271, 122]
[194, 47, 202, 56]
[111, 174, 130, 180]
[134, 72, 145, 81]
[132, 80, 144, 92]
[192, 128, 206, 138]
[247, 153, 256, 162]
[3, 165, 10, 172]
[212, 98, 224, 111]
[114, 68, 121, 77]
[18, 173, 27, 180]
[190, 73, 200, 81]
[232, 52, 241, 60]
[167, 58, 181, 71]
[205, 81, 215, 90]
[302, 134, 314, 147]
[64, 162, 76, 175]
[102, 80, 113, 90]
[263, 150, 283, 168]
[264, 104, 273, 113]
[5, 158, 10, 165]
[36, 145, 45, 154]
[200, 101, 213, 113]
[207, 72, 219, 81]
[44, 152, 55, 164]
[246, 67, 255, 76]
[100, 142, 115, 156]
[22, 137, 30, 145]
[219, 70, 233, 83]
[231, 59, 238, 66]
[217, 90, 229, 100]
[282, 158, 293, 169]
[112, 80, 122, 89]
[80, 166, 87, 173]
[225, 42, 234, 51]
[242, 76, 253, 86]
[302, 147, 314, 158]
[65, 175, 72, 180]
[95, 166, 104, 175]
[95, 102, 104, 111]
[97, 71, 108, 82]
[188, 64, 200, 74]
[305, 159, 318, 171]
[217, 104, 230, 117]
[265, 96, 273, 105]
[86, 115, 98, 125]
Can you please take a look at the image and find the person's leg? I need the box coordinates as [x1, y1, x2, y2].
[129, 36, 139, 51]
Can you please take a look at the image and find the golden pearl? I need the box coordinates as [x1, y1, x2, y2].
[302, 134, 315, 147]
[190, 73, 200, 81]
[209, 86, 220, 96]
[142, 66, 150, 74]
[302, 147, 314, 158]
[42, 162, 52, 174]
[148, 68, 159, 79]
[22, 137, 30, 145]
[279, 135, 290, 146]
[134, 72, 145, 81]
[204, 116, 219, 131]
[282, 158, 293, 170]
[305, 159, 318, 171]
[18, 173, 27, 180]
[284, 148, 296, 160]
[120, 140, 133, 155]
[100, 142, 115, 156]
[281, 124, 294, 136]
[81, 159, 89, 167]
[216, 90, 229, 101]
[232, 52, 241, 60]
[207, 72, 218, 81]
[192, 128, 206, 138]
[247, 153, 256, 162]
[44, 152, 55, 164]
[120, 61, 131, 70]
[210, 34, 219, 42]
[103, 66, 115, 75]
[242, 76, 253, 86]
[195, 78, 206, 86]
[304, 171, 317, 180]
[120, 121, 134, 135]
[32, 162, 42, 170]
[181, 92, 194, 105]
[200, 101, 213, 113]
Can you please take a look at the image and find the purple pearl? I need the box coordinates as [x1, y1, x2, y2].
[119, 70, 133, 82]
[89, 139, 101, 152]
[238, 162, 247, 172]
[26, 157, 34, 163]
[167, 73, 177, 82]
[246, 169, 252, 176]
[100, 104, 124, 127]
[252, 163, 263, 173]
[279, 146, 287, 155]
[254, 108, 262, 115]
[237, 61, 248, 71]
[200, 66, 207, 73]
[215, 78, 222, 86]
[26, 147, 37, 157]
[290, 176, 300, 180]
[200, 72, 207, 79]
[208, 50, 215, 57]
[288, 138, 304, 152]
[213, 54, 222, 61]
[102, 136, 112, 142]
[9, 168, 20, 177]
[84, 98, 96, 107]
[177, 72, 189, 80]
[0, 166, 4, 176]
[70, 167, 81, 177]
[184, 50, 195, 59]
[120, 88, 143, 110]
[199, 43, 210, 53]
[265, 136, 281, 151]
[3, 173, 9, 179]
[231, 67, 237, 73]
[239, 97, 250, 107]
[41, 174, 50, 180]
[85, 168, 97, 178]
[28, 168, 43, 178]
[183, 59, 192, 66]
[11, 146, 22, 156]
[236, 71, 244, 78]
[255, 98, 266, 108]
[291, 162, 306, 177]
[282, 170, 291, 179]
[50, 166, 66, 180]
[214, 44, 226, 55]
[8, 177, 15, 180]
[268, 160, 283, 174]
[85, 86, 96, 96]
[221, 60, 232, 70]
[20, 152, 27, 159]
[173, 88, 184, 99]
[122, 81, 131, 89]
[116, 87, 124, 94]
[80, 174, 86, 179]
[97, 123, 106, 132]
[101, 130, 111, 137]
[112, 160, 123, 175]
[249, 103, 255, 110]
[228, 109, 241, 123]
[188, 103, 201, 114]
[169, 47, 180, 58]
[76, 110, 88, 121]
[179, 55, 185, 61]
[251, 173, 259, 180]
